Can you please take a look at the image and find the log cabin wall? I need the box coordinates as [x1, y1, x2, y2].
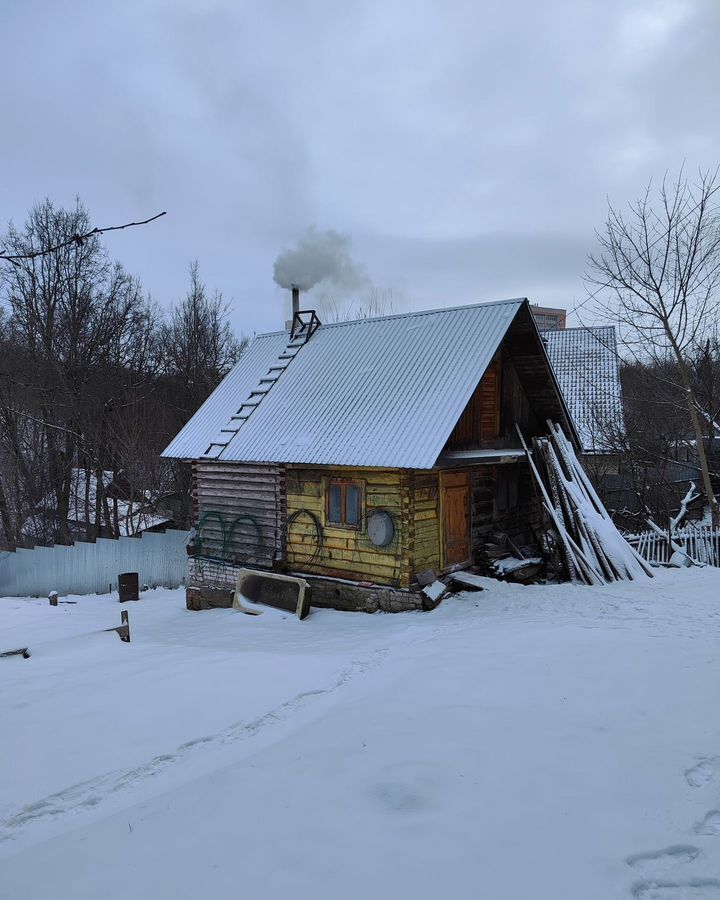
[501, 303, 574, 436]
[500, 351, 537, 440]
[410, 471, 441, 578]
[446, 356, 500, 449]
[470, 461, 541, 550]
[446, 343, 543, 454]
[285, 466, 407, 587]
[193, 460, 285, 568]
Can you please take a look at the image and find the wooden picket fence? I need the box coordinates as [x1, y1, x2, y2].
[626, 524, 720, 567]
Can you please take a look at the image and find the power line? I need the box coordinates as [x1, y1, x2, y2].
[0, 211, 167, 264]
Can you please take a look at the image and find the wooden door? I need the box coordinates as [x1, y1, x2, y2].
[442, 472, 470, 567]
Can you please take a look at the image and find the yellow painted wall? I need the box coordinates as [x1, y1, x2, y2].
[285, 466, 406, 586]
[285, 466, 445, 587]
[411, 472, 442, 577]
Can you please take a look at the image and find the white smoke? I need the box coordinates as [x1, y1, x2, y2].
[273, 227, 369, 294]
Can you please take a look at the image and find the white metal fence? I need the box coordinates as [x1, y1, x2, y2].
[0, 529, 189, 598]
[626, 525, 720, 567]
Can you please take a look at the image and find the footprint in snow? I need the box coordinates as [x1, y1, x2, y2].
[626, 846, 701, 874]
[370, 763, 444, 814]
[685, 757, 720, 788]
[693, 810, 720, 835]
[631, 879, 720, 899]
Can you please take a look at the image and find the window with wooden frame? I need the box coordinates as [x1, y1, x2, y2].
[326, 478, 363, 529]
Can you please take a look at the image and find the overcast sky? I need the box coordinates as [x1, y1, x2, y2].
[2, 0, 719, 336]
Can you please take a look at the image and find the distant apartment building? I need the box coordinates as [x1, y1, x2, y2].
[531, 305, 566, 331]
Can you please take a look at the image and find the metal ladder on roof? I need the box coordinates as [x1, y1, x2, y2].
[203, 311, 321, 459]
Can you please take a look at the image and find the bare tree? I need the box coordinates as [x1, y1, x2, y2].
[0, 198, 152, 542]
[319, 287, 398, 322]
[587, 167, 720, 525]
[688, 330, 720, 462]
[0, 205, 249, 545]
[162, 261, 246, 416]
[158, 262, 247, 528]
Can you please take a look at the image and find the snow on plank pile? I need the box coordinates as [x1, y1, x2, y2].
[519, 422, 653, 585]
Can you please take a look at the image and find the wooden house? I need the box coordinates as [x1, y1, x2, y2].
[162, 298, 579, 612]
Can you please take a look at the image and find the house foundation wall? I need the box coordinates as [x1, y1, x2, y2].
[185, 556, 427, 613]
[305, 575, 427, 613]
[186, 555, 239, 610]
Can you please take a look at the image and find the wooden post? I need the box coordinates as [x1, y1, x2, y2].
[668, 517, 673, 565]
[105, 610, 131, 642]
[0, 646, 29, 658]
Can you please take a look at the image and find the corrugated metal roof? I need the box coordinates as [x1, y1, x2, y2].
[161, 331, 288, 460]
[543, 326, 624, 453]
[163, 298, 526, 468]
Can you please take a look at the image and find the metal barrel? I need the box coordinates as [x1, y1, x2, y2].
[118, 572, 140, 602]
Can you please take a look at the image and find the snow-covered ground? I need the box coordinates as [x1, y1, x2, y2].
[2, 570, 720, 900]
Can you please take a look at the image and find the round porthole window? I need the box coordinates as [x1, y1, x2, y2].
[367, 510, 395, 547]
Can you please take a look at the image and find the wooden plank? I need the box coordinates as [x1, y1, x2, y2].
[197, 479, 280, 492]
[286, 551, 400, 577]
[414, 508, 439, 523]
[446, 358, 500, 449]
[443, 471, 469, 489]
[197, 501, 279, 517]
[441, 471, 470, 567]
[414, 536, 440, 551]
[197, 474, 280, 488]
[196, 474, 280, 487]
[196, 462, 282, 476]
[411, 469, 440, 576]
[0, 647, 29, 658]
[289, 538, 398, 561]
[197, 483, 279, 497]
[194, 462, 283, 565]
[400, 470, 414, 588]
[449, 571, 486, 590]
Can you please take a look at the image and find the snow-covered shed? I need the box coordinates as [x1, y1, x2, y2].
[162, 298, 579, 611]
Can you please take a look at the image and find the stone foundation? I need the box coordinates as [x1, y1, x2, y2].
[185, 555, 433, 614]
[188, 556, 240, 590]
[186, 585, 234, 611]
[185, 556, 239, 611]
[305, 575, 428, 613]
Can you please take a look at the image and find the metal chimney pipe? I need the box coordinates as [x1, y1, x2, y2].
[291, 285, 300, 317]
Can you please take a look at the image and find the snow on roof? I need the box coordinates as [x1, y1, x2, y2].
[543, 326, 624, 453]
[163, 298, 572, 469]
[161, 331, 289, 462]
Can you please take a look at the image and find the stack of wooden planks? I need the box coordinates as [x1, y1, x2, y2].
[518, 422, 654, 585]
[474, 533, 545, 582]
